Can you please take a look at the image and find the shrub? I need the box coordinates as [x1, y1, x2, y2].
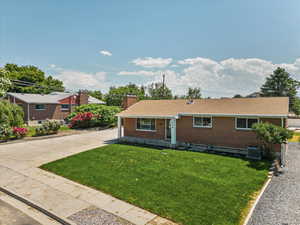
[12, 127, 28, 139]
[66, 104, 121, 128]
[252, 122, 293, 158]
[0, 100, 24, 127]
[35, 120, 61, 136]
[69, 112, 94, 128]
[0, 123, 13, 140]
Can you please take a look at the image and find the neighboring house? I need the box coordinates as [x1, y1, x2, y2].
[6, 91, 105, 124]
[88, 96, 106, 104]
[246, 91, 262, 98]
[117, 95, 289, 157]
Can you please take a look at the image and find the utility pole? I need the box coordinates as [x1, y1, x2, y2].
[162, 74, 165, 98]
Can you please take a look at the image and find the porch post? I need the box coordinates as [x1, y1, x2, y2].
[117, 116, 122, 139]
[170, 118, 176, 147]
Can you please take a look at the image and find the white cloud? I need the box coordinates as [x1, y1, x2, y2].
[100, 50, 112, 56]
[146, 57, 300, 97]
[118, 70, 157, 76]
[132, 57, 172, 68]
[49, 64, 57, 68]
[53, 69, 109, 91]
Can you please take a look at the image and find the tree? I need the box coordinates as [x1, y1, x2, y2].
[261, 67, 300, 113]
[252, 122, 293, 158]
[0, 69, 12, 97]
[88, 90, 103, 100]
[233, 94, 243, 98]
[291, 97, 300, 116]
[185, 87, 202, 99]
[3, 63, 65, 94]
[0, 100, 24, 127]
[105, 84, 146, 106]
[148, 83, 172, 100]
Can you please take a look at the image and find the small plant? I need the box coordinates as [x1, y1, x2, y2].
[0, 123, 13, 141]
[12, 127, 28, 139]
[35, 120, 61, 136]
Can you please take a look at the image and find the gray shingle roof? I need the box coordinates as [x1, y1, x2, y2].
[88, 96, 105, 104]
[7, 92, 74, 104]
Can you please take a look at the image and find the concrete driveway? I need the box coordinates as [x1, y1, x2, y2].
[0, 128, 117, 169]
[247, 142, 300, 225]
[0, 128, 172, 225]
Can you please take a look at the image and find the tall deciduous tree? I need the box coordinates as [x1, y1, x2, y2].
[3, 63, 64, 94]
[260, 67, 300, 114]
[147, 83, 172, 100]
[0, 69, 12, 97]
[88, 90, 103, 100]
[105, 84, 146, 106]
[186, 87, 202, 99]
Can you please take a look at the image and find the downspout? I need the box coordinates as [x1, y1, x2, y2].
[117, 116, 122, 139]
[27, 103, 30, 124]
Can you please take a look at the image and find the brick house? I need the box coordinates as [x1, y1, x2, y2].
[6, 91, 104, 124]
[117, 96, 289, 158]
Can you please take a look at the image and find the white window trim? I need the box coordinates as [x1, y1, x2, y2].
[136, 118, 156, 132]
[193, 116, 213, 128]
[35, 104, 46, 110]
[235, 117, 260, 130]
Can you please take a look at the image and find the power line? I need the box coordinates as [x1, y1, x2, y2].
[10, 79, 64, 92]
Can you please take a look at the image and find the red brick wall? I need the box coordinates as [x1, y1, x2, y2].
[177, 116, 282, 150]
[123, 118, 166, 139]
[11, 98, 72, 121]
[122, 96, 138, 109]
[77, 91, 89, 105]
[28, 104, 71, 121]
[123, 116, 283, 151]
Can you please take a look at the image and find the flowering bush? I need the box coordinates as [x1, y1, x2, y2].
[66, 104, 121, 128]
[69, 112, 94, 128]
[35, 120, 61, 136]
[12, 127, 28, 138]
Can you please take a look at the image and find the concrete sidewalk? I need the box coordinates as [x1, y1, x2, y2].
[0, 129, 175, 225]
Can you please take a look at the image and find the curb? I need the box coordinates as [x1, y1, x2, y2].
[0, 186, 76, 225]
[242, 175, 272, 225]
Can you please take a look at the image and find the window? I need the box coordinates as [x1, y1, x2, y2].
[61, 104, 70, 111]
[193, 116, 212, 128]
[136, 118, 156, 131]
[236, 118, 258, 129]
[35, 104, 45, 110]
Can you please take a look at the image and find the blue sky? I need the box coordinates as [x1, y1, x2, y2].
[1, 0, 300, 97]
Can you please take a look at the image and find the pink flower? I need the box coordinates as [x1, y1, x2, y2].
[12, 127, 28, 137]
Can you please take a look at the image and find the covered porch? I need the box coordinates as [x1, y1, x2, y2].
[117, 116, 178, 147]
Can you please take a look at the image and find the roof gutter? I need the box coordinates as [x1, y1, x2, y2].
[179, 113, 288, 118]
[117, 115, 178, 119]
[118, 113, 288, 119]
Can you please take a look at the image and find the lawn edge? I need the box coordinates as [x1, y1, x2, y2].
[241, 176, 272, 225]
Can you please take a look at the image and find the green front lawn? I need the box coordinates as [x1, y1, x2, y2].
[41, 144, 270, 225]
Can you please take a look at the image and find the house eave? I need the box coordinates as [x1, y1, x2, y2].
[118, 113, 288, 119]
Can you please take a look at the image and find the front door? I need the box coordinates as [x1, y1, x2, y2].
[166, 119, 171, 139]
